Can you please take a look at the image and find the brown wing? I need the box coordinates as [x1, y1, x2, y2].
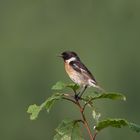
[69, 61, 97, 84]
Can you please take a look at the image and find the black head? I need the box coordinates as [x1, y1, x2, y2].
[60, 51, 79, 61]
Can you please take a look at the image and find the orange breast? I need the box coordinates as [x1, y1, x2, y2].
[64, 62, 74, 76]
[64, 62, 85, 85]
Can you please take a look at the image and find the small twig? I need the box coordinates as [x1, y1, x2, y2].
[93, 131, 98, 140]
[62, 97, 76, 104]
[63, 93, 74, 98]
[83, 98, 93, 112]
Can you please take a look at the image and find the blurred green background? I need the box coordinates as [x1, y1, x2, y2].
[0, 0, 140, 140]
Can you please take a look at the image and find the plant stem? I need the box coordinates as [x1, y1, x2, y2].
[76, 100, 94, 140]
[63, 94, 96, 140]
[62, 97, 76, 104]
[83, 98, 93, 112]
[93, 132, 97, 140]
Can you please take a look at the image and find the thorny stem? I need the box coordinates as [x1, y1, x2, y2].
[63, 94, 97, 140]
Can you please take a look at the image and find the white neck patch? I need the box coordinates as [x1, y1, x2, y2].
[66, 57, 76, 63]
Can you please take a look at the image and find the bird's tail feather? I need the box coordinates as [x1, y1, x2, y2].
[89, 80, 105, 92]
[94, 85, 105, 92]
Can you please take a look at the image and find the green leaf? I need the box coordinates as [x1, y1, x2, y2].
[66, 83, 80, 92]
[95, 118, 140, 133]
[27, 104, 41, 120]
[45, 93, 63, 112]
[128, 122, 140, 133]
[94, 92, 126, 101]
[52, 81, 66, 90]
[71, 122, 84, 140]
[54, 134, 71, 140]
[27, 93, 63, 120]
[84, 92, 126, 102]
[55, 120, 73, 135]
[52, 81, 80, 92]
[92, 109, 101, 124]
[95, 118, 128, 131]
[53, 120, 84, 140]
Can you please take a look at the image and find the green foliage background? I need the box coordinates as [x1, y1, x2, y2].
[0, 0, 140, 140]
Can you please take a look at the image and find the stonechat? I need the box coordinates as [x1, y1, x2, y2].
[59, 51, 104, 97]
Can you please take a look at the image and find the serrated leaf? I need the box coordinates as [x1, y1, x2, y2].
[53, 133, 71, 140]
[52, 81, 80, 92]
[66, 83, 80, 92]
[95, 118, 140, 133]
[27, 93, 63, 120]
[54, 120, 84, 140]
[95, 118, 128, 131]
[84, 92, 126, 103]
[94, 92, 126, 101]
[71, 123, 84, 140]
[27, 104, 41, 120]
[45, 93, 63, 112]
[55, 120, 74, 135]
[52, 81, 66, 90]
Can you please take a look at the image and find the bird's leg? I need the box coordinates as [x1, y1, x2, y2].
[74, 88, 82, 101]
[79, 85, 88, 98]
[72, 86, 79, 100]
[75, 85, 87, 100]
[74, 92, 80, 101]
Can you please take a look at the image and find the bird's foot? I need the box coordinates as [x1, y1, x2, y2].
[74, 94, 81, 101]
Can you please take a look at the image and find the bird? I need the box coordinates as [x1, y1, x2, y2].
[59, 51, 104, 98]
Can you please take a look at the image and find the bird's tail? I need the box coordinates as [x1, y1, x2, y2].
[94, 85, 106, 93]
[89, 79, 106, 93]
